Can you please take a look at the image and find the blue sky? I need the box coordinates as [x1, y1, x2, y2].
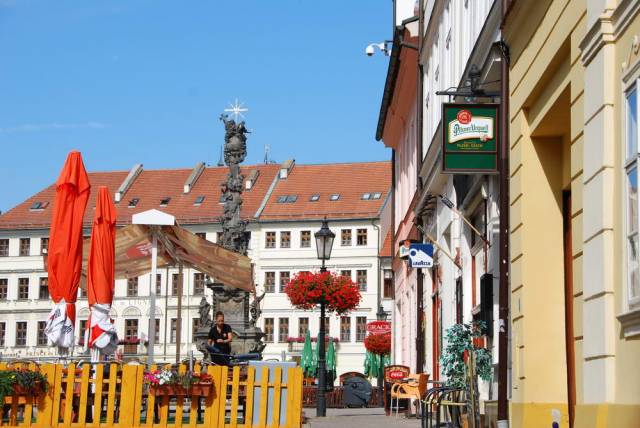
[0, 0, 392, 212]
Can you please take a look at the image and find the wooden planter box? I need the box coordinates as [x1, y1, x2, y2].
[149, 383, 213, 397]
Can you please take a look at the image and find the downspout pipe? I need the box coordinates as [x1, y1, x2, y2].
[415, 0, 425, 374]
[498, 1, 511, 426]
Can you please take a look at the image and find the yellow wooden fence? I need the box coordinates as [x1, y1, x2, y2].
[0, 363, 303, 428]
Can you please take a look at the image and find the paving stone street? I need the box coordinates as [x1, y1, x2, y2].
[305, 408, 418, 428]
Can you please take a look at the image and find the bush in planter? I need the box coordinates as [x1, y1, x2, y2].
[439, 322, 492, 389]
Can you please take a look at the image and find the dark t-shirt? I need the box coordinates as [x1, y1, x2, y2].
[208, 323, 233, 355]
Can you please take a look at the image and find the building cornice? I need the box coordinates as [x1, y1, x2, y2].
[580, 0, 640, 66]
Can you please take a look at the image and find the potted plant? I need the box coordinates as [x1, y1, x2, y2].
[144, 369, 213, 397]
[0, 368, 49, 403]
[439, 322, 492, 389]
[284, 271, 361, 314]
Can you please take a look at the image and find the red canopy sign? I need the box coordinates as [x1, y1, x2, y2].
[366, 321, 391, 335]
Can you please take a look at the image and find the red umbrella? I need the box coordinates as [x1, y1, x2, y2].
[45, 151, 91, 352]
[86, 186, 118, 359]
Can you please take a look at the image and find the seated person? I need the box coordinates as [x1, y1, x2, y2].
[206, 311, 233, 365]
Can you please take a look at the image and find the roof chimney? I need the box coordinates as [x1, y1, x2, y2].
[184, 162, 206, 194]
[115, 164, 143, 202]
[245, 169, 260, 190]
[279, 159, 295, 179]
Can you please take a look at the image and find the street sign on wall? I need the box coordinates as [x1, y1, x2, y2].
[408, 243, 434, 268]
[366, 321, 391, 335]
[442, 103, 499, 173]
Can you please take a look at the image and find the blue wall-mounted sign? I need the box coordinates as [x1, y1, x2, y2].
[408, 243, 434, 268]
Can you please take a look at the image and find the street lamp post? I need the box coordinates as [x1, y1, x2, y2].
[314, 218, 335, 418]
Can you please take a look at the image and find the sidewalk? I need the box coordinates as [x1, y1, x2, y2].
[305, 408, 419, 428]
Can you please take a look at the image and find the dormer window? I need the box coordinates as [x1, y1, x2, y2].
[373, 192, 382, 200]
[194, 196, 205, 206]
[160, 197, 171, 207]
[128, 198, 139, 208]
[277, 196, 288, 203]
[310, 194, 320, 202]
[361, 193, 371, 200]
[29, 201, 49, 211]
[330, 194, 340, 201]
[286, 195, 297, 203]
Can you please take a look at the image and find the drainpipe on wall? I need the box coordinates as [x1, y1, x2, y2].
[414, 0, 425, 374]
[498, 1, 511, 426]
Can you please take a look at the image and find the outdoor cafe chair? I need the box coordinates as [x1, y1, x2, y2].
[389, 373, 429, 417]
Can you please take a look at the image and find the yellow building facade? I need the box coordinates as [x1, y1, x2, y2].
[504, 0, 640, 426]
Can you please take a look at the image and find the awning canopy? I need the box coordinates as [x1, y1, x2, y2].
[78, 224, 253, 292]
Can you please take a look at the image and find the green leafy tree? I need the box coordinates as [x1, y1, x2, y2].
[439, 322, 492, 388]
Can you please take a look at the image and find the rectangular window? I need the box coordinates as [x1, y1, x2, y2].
[264, 272, 275, 293]
[340, 270, 352, 279]
[194, 273, 205, 295]
[78, 320, 88, 346]
[319, 317, 330, 334]
[341, 229, 352, 246]
[125, 319, 138, 339]
[264, 318, 274, 342]
[279, 271, 290, 293]
[0, 239, 8, 257]
[280, 231, 291, 248]
[357, 229, 368, 246]
[0, 278, 7, 300]
[383, 270, 394, 299]
[192, 318, 200, 341]
[170, 319, 178, 343]
[300, 231, 311, 248]
[18, 278, 29, 300]
[127, 277, 138, 297]
[19, 238, 30, 256]
[265, 232, 276, 249]
[298, 317, 309, 337]
[15, 322, 27, 347]
[150, 318, 160, 344]
[627, 85, 640, 309]
[278, 318, 289, 343]
[39, 277, 49, 299]
[340, 316, 351, 342]
[172, 273, 180, 296]
[356, 270, 367, 292]
[155, 274, 162, 295]
[79, 287, 87, 298]
[0, 322, 4, 346]
[356, 316, 367, 342]
[37, 321, 47, 346]
[40, 238, 49, 255]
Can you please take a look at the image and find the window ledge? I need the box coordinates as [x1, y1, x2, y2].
[617, 308, 640, 338]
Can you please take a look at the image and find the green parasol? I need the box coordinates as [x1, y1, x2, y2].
[326, 337, 337, 374]
[364, 351, 379, 378]
[301, 330, 314, 377]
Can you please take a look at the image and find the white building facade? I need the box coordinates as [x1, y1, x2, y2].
[0, 160, 391, 381]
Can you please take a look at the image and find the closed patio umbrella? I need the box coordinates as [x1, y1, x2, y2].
[326, 337, 336, 374]
[86, 186, 118, 361]
[301, 331, 313, 377]
[45, 151, 91, 355]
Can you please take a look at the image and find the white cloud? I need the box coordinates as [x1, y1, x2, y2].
[0, 122, 108, 133]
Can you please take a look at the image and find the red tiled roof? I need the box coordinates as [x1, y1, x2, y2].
[0, 171, 129, 230]
[259, 162, 391, 221]
[0, 161, 391, 230]
[0, 165, 280, 230]
[379, 231, 392, 257]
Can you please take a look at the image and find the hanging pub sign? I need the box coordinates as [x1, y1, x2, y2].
[442, 103, 499, 173]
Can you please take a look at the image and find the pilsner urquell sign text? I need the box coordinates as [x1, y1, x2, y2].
[442, 103, 499, 173]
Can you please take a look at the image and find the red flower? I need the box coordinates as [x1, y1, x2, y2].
[364, 333, 391, 355]
[283, 272, 361, 315]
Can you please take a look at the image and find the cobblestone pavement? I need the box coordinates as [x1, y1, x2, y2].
[304, 408, 420, 428]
